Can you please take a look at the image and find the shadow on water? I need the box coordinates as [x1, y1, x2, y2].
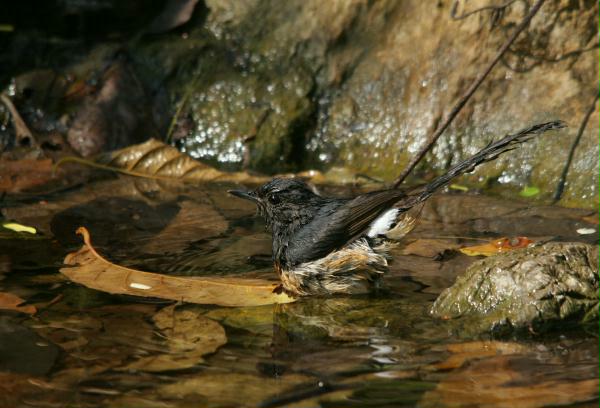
[0, 176, 598, 407]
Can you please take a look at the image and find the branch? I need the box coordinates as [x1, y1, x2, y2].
[552, 91, 599, 202]
[0, 93, 36, 148]
[450, 0, 520, 21]
[393, 0, 547, 188]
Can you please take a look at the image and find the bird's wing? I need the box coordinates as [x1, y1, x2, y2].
[342, 189, 410, 237]
[285, 189, 408, 266]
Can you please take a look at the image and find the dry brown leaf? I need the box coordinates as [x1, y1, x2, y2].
[120, 305, 226, 372]
[0, 292, 37, 314]
[459, 237, 534, 257]
[100, 138, 267, 184]
[60, 227, 296, 307]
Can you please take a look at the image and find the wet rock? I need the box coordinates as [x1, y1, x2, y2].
[152, 0, 375, 173]
[430, 242, 599, 334]
[179, 62, 314, 173]
[311, 1, 598, 209]
[171, 0, 597, 207]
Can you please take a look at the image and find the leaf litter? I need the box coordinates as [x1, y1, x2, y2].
[60, 227, 296, 307]
[459, 236, 534, 256]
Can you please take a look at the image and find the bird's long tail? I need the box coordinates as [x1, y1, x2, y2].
[408, 120, 566, 206]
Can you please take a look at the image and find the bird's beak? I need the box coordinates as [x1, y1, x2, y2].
[228, 189, 259, 202]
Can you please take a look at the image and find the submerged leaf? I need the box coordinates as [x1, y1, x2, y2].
[158, 372, 310, 407]
[121, 305, 226, 372]
[60, 227, 296, 307]
[0, 292, 37, 314]
[459, 237, 533, 257]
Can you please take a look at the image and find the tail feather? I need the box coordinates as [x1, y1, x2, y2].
[413, 120, 566, 204]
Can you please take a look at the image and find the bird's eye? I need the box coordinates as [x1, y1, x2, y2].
[268, 194, 281, 205]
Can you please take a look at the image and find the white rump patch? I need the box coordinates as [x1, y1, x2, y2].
[367, 209, 399, 237]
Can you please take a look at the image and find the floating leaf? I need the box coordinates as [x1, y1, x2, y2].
[158, 372, 311, 407]
[459, 237, 534, 257]
[400, 239, 459, 258]
[0, 292, 37, 314]
[60, 227, 296, 307]
[2, 222, 36, 234]
[120, 305, 226, 372]
[519, 186, 540, 197]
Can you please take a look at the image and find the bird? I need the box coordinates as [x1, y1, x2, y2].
[229, 121, 565, 296]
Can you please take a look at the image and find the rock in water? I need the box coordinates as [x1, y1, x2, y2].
[431, 243, 599, 334]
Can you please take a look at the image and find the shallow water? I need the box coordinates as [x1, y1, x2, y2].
[1, 176, 598, 407]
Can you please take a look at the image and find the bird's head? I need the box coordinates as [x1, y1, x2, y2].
[229, 178, 320, 227]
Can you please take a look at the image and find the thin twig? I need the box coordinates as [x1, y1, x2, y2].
[0, 93, 37, 148]
[53, 156, 193, 182]
[393, 0, 547, 188]
[165, 86, 193, 144]
[552, 92, 599, 202]
[450, 0, 520, 20]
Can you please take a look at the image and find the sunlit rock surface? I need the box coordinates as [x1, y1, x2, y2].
[430, 242, 599, 334]
[163, 0, 597, 207]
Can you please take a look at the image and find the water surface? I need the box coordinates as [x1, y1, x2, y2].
[1, 176, 598, 407]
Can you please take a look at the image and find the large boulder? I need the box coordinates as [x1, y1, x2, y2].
[162, 0, 598, 207]
[430, 242, 599, 334]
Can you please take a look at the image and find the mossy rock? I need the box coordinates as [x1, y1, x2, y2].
[431, 242, 599, 334]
